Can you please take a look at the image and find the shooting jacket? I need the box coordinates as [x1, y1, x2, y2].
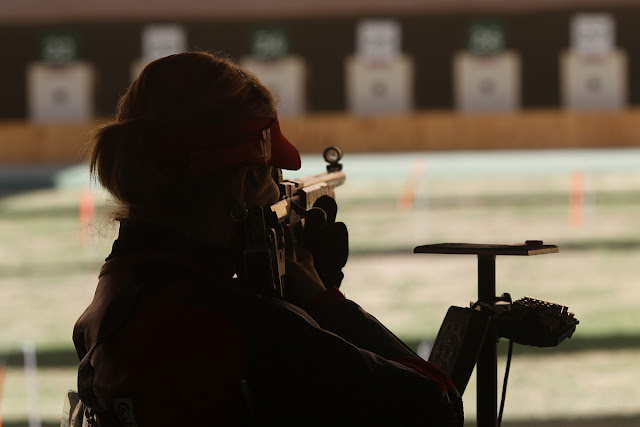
[73, 221, 463, 426]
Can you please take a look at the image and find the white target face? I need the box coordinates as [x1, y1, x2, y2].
[346, 55, 414, 115]
[453, 52, 520, 113]
[27, 62, 95, 123]
[561, 50, 627, 111]
[241, 56, 307, 117]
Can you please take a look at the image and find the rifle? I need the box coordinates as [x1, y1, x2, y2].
[239, 146, 346, 297]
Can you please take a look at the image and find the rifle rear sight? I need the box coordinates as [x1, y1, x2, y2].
[323, 146, 343, 172]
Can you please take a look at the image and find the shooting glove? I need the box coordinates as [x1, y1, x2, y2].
[303, 195, 349, 289]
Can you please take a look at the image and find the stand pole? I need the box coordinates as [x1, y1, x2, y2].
[477, 255, 497, 427]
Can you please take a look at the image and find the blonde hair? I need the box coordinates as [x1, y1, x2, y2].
[88, 52, 276, 221]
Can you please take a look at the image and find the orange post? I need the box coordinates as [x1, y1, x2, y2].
[397, 158, 426, 211]
[569, 171, 585, 228]
[79, 189, 96, 244]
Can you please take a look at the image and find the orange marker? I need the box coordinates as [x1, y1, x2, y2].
[398, 158, 426, 211]
[79, 189, 96, 244]
[569, 171, 584, 228]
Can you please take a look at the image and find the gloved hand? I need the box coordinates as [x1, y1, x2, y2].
[302, 195, 349, 289]
[284, 246, 327, 308]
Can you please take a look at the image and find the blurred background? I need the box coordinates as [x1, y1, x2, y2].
[1, 0, 640, 425]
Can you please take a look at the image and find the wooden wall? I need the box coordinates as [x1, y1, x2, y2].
[0, 120, 93, 163]
[2, 109, 639, 164]
[285, 110, 640, 153]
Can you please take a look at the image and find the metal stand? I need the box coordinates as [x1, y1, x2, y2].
[414, 241, 558, 427]
[477, 254, 498, 426]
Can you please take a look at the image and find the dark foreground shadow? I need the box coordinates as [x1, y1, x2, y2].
[494, 414, 640, 426]
[3, 332, 640, 368]
[4, 423, 62, 427]
[3, 414, 640, 427]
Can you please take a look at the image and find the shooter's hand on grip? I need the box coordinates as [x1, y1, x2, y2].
[303, 195, 349, 289]
[284, 245, 327, 308]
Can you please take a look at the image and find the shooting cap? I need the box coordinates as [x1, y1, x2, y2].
[146, 116, 301, 178]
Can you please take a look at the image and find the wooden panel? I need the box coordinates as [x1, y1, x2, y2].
[280, 109, 640, 153]
[3, 109, 640, 164]
[0, 120, 92, 163]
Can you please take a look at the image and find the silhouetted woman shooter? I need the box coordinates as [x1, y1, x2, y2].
[73, 51, 463, 426]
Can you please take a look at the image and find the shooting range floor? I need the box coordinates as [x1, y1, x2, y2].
[292, 147, 640, 178]
[29, 147, 640, 190]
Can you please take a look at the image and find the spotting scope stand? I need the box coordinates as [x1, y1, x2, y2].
[414, 240, 577, 427]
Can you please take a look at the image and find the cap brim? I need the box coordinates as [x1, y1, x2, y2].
[269, 118, 301, 171]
